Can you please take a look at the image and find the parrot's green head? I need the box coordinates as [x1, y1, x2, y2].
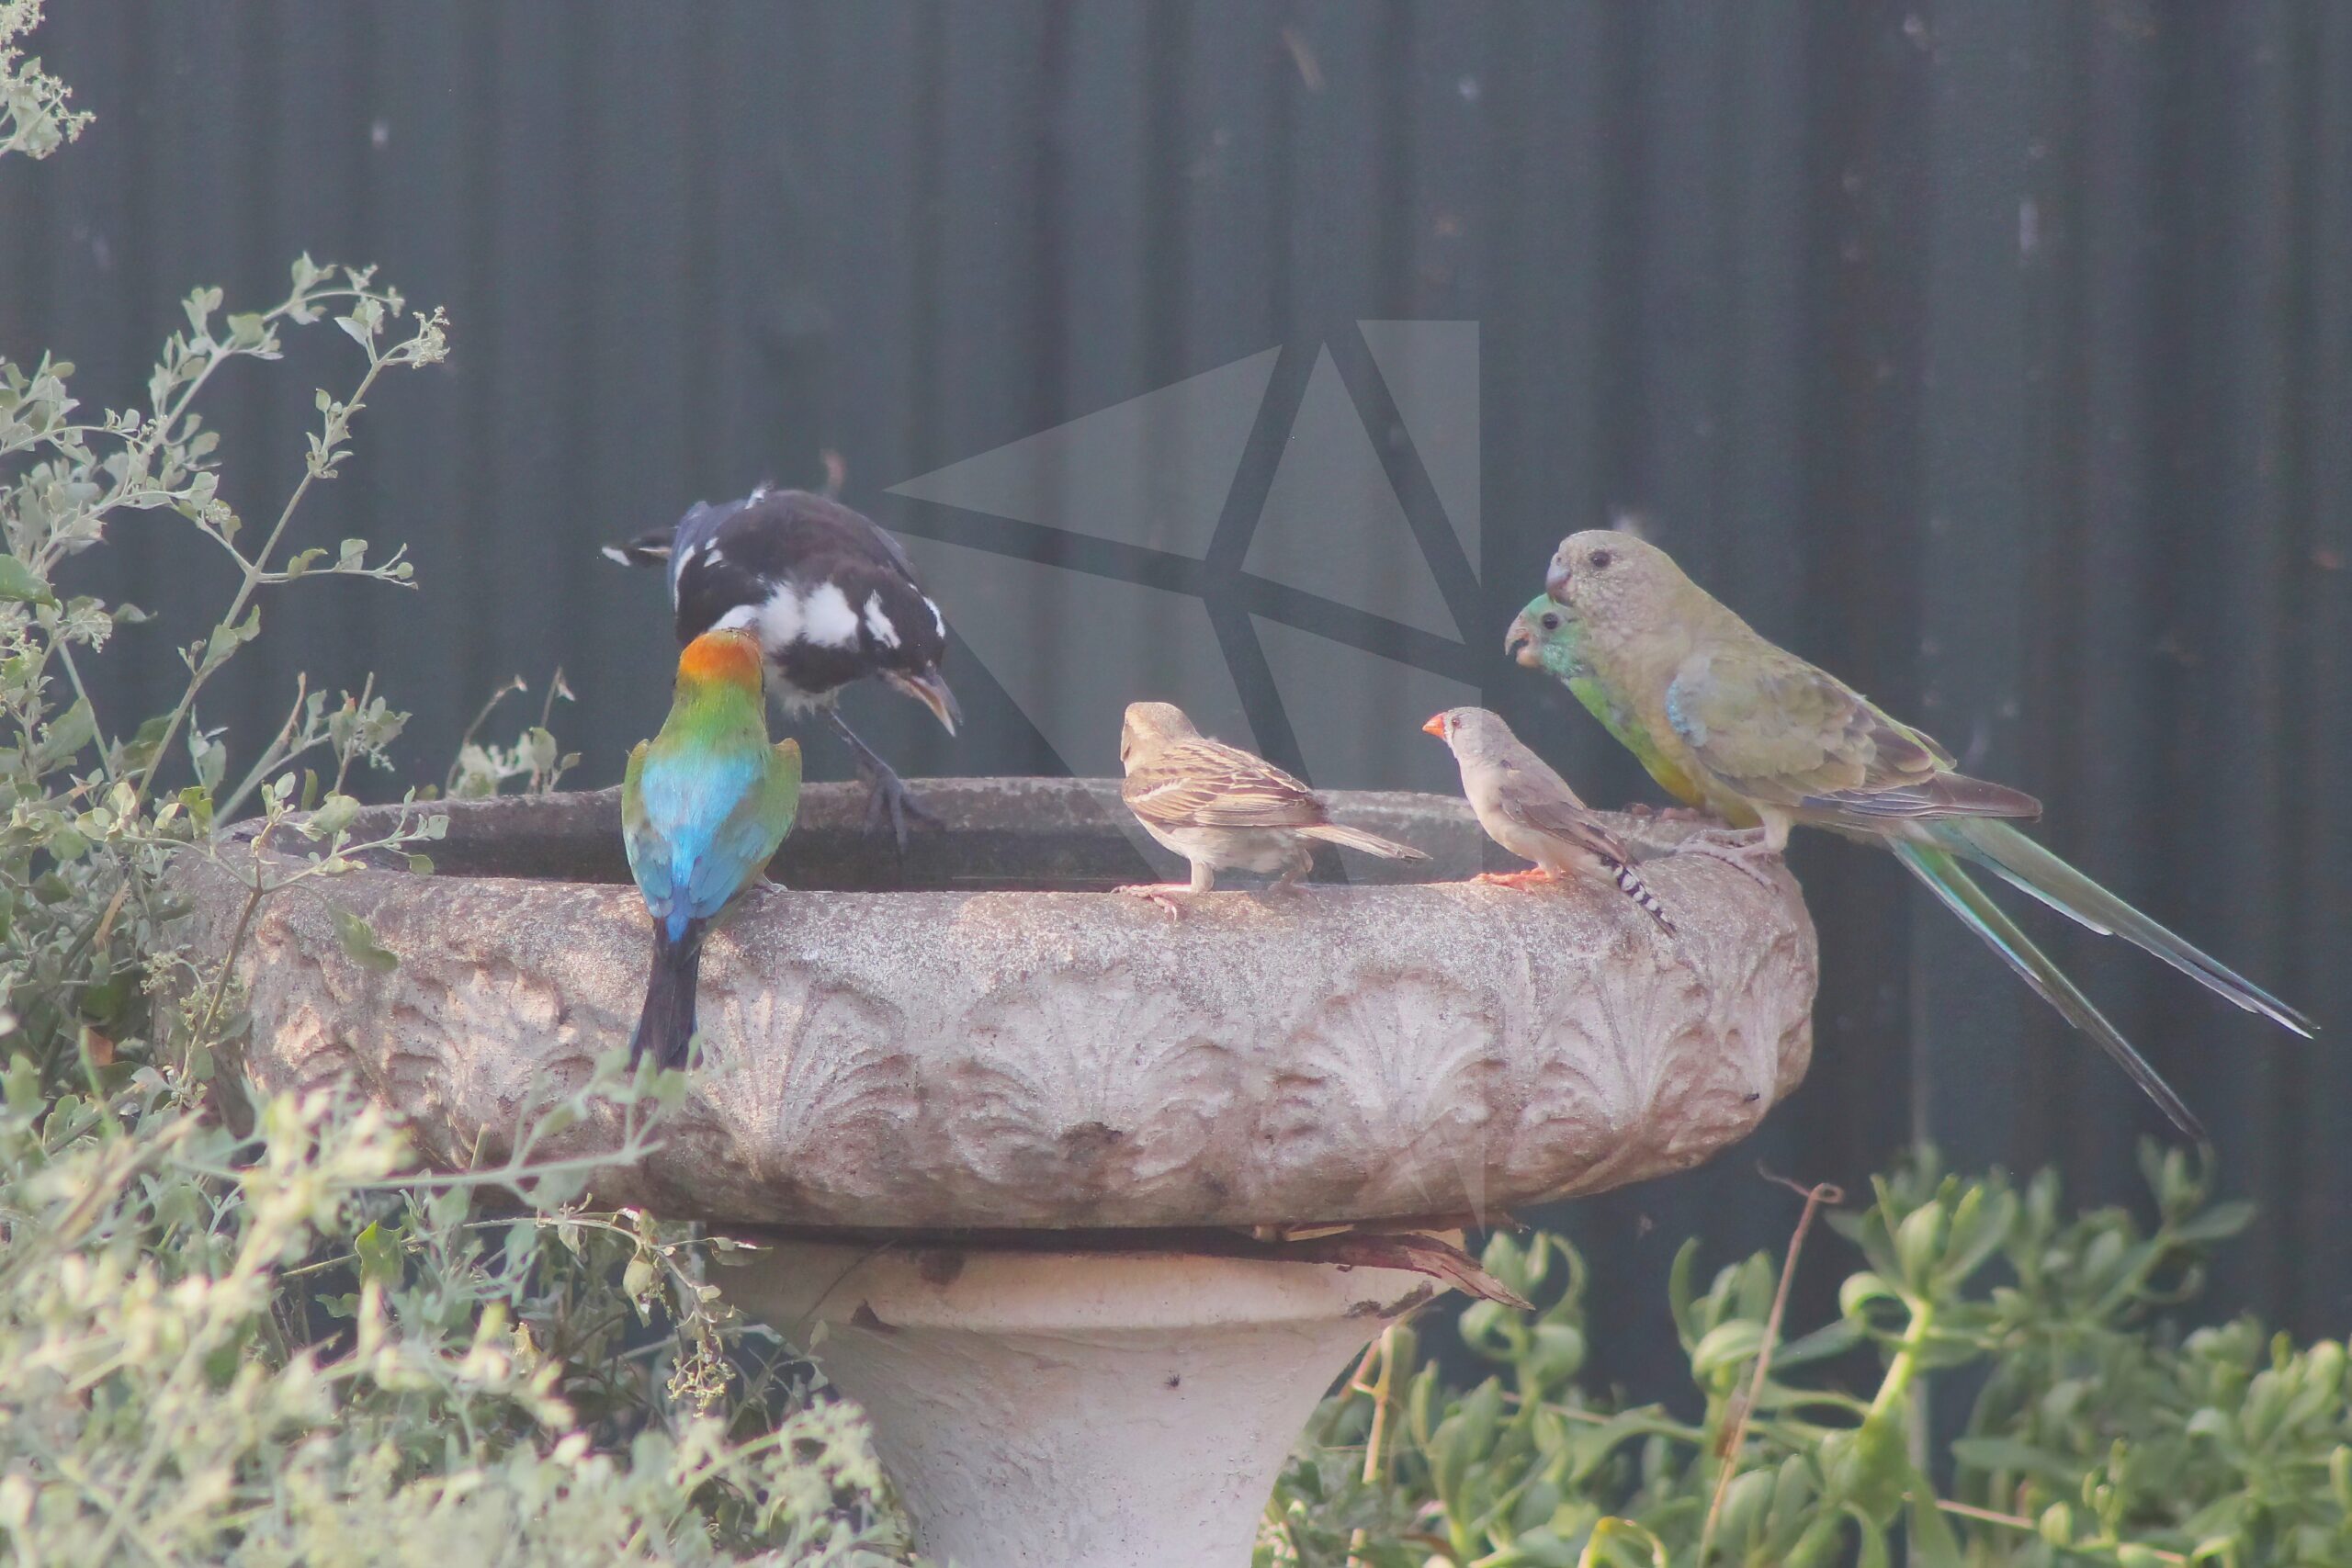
[1504, 592, 1587, 682]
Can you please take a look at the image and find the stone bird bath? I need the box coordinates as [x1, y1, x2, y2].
[176, 777, 1815, 1567]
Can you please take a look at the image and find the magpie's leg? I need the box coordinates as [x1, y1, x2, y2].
[825, 708, 940, 847]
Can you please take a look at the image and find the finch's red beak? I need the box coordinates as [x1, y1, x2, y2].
[1420, 715, 1447, 738]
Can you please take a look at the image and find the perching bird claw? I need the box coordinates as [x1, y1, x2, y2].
[827, 706, 941, 849]
[856, 755, 943, 848]
[1116, 883, 1189, 919]
[1674, 829, 1785, 888]
[1472, 868, 1557, 889]
[1621, 802, 1712, 824]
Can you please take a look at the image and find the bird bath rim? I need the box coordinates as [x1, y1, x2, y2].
[174, 777, 1817, 1234]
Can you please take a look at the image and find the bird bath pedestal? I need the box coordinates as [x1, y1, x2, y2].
[176, 779, 1816, 1568]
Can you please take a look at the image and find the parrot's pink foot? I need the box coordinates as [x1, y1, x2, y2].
[1676, 828, 1784, 888]
[1621, 803, 1712, 824]
[1117, 883, 1190, 919]
[1473, 868, 1556, 889]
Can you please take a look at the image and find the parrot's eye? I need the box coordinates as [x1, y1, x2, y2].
[1588, 548, 1614, 570]
[1539, 611, 1561, 631]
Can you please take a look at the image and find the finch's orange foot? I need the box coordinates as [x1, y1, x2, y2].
[1117, 883, 1190, 919]
[1473, 868, 1556, 889]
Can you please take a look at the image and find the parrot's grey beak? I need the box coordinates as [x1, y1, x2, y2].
[887, 667, 963, 736]
[1544, 554, 1571, 601]
[1504, 615, 1538, 668]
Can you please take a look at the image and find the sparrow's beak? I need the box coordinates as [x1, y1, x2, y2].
[886, 667, 963, 736]
[1544, 553, 1571, 601]
[1504, 615, 1539, 669]
[1420, 715, 1448, 739]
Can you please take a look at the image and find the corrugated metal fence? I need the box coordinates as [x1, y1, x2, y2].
[4, 2, 2347, 1392]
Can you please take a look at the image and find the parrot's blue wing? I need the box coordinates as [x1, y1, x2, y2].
[620, 742, 677, 917]
[635, 745, 767, 923]
[684, 811, 774, 915]
[684, 745, 801, 915]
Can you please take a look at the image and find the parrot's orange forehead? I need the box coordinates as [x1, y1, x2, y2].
[678, 628, 765, 689]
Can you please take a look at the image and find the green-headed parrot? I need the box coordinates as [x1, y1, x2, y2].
[1507, 530, 2312, 1137]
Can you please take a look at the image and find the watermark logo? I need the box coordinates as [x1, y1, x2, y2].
[888, 322, 1486, 824]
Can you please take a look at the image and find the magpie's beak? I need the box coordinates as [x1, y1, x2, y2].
[886, 667, 963, 736]
[1420, 715, 1448, 739]
[1504, 615, 1538, 668]
[1544, 554, 1571, 601]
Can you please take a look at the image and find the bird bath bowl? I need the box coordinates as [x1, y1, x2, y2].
[175, 777, 1816, 1567]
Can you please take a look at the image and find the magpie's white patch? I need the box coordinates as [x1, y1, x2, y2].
[599, 544, 634, 567]
[926, 597, 945, 639]
[703, 547, 724, 568]
[714, 603, 762, 633]
[863, 592, 901, 649]
[751, 584, 802, 647]
[800, 582, 860, 648]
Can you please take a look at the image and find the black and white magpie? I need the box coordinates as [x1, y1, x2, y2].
[605, 486, 961, 842]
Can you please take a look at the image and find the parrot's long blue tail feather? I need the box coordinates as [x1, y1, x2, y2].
[1933, 818, 2313, 1037]
[1892, 840, 2207, 1140]
[628, 918, 707, 1071]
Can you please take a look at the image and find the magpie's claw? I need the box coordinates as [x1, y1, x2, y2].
[855, 758, 940, 849]
[826, 709, 940, 851]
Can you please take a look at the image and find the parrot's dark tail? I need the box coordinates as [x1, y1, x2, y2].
[600, 528, 673, 570]
[628, 918, 708, 1071]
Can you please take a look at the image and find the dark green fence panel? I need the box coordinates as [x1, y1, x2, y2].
[4, 0, 2346, 1393]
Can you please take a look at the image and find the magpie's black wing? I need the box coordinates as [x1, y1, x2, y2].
[612, 489, 946, 714]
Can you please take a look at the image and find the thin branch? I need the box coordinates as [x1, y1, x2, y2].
[1348, 1324, 1402, 1568]
[445, 675, 526, 795]
[1698, 1170, 1844, 1565]
[53, 637, 117, 784]
[1933, 1499, 2188, 1565]
[216, 673, 311, 822]
[127, 314, 428, 820]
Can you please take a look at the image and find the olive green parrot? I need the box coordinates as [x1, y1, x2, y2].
[1506, 530, 2312, 1137]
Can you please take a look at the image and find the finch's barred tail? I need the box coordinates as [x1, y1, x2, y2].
[1603, 856, 1675, 935]
[1298, 823, 1430, 861]
[628, 919, 708, 1071]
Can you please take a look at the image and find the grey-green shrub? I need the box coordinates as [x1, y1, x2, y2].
[1261, 1146, 2350, 1567]
[0, 9, 905, 1560]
